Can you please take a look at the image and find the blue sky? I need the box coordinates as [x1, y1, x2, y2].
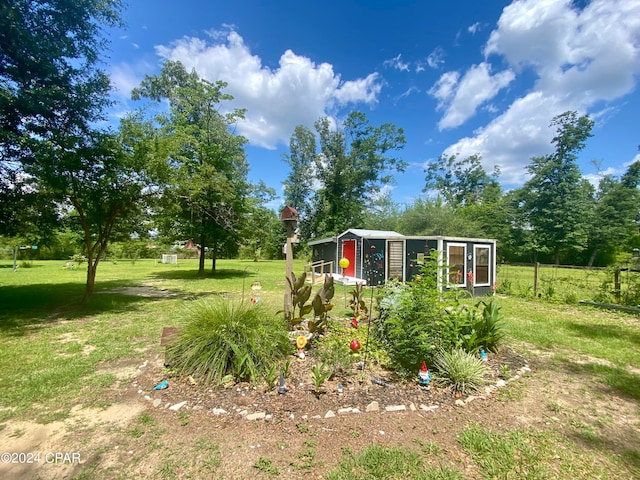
[106, 0, 640, 208]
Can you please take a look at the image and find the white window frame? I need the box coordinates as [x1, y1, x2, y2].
[446, 243, 467, 287]
[473, 245, 491, 287]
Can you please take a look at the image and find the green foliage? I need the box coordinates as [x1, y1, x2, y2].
[286, 270, 313, 328]
[167, 300, 291, 385]
[424, 153, 501, 207]
[348, 282, 368, 320]
[373, 252, 470, 376]
[310, 363, 331, 394]
[309, 275, 335, 334]
[131, 60, 249, 274]
[433, 349, 490, 394]
[518, 111, 595, 263]
[253, 456, 280, 475]
[437, 300, 504, 355]
[283, 111, 406, 239]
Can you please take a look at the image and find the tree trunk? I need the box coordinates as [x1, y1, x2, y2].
[83, 261, 97, 303]
[211, 241, 217, 272]
[587, 247, 598, 267]
[198, 236, 206, 275]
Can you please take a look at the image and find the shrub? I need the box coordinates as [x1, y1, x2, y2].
[433, 348, 490, 394]
[373, 252, 468, 377]
[167, 300, 292, 385]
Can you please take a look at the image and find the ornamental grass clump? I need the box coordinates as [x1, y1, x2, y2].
[434, 348, 490, 395]
[167, 299, 291, 385]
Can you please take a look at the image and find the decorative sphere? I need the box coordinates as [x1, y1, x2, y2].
[350, 339, 361, 351]
[339, 258, 350, 269]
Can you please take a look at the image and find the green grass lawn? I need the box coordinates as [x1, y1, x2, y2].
[1, 259, 639, 478]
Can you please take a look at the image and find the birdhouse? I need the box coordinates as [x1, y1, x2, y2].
[280, 206, 300, 226]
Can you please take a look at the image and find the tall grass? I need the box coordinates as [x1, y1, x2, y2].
[167, 299, 292, 385]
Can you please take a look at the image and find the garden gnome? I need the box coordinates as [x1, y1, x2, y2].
[419, 361, 431, 386]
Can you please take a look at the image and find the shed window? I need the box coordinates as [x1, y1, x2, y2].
[447, 244, 466, 286]
[474, 246, 490, 285]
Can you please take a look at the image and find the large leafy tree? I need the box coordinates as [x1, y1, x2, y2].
[518, 111, 594, 264]
[31, 126, 168, 300]
[0, 1, 154, 302]
[585, 160, 640, 265]
[424, 153, 501, 207]
[0, 0, 122, 233]
[284, 111, 406, 239]
[132, 61, 250, 274]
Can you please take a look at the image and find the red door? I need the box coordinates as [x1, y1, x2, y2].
[341, 239, 356, 277]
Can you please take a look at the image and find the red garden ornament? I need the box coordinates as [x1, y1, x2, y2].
[349, 339, 361, 351]
[351, 316, 359, 329]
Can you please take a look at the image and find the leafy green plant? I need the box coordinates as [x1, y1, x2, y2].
[167, 299, 291, 385]
[310, 363, 331, 396]
[348, 282, 368, 321]
[433, 348, 490, 394]
[309, 275, 335, 335]
[373, 251, 469, 376]
[284, 271, 313, 328]
[281, 359, 292, 379]
[262, 364, 279, 389]
[253, 456, 280, 475]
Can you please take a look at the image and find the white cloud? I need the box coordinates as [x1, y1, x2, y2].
[430, 63, 514, 129]
[468, 22, 481, 34]
[154, 30, 383, 149]
[383, 54, 410, 72]
[110, 63, 143, 99]
[426, 47, 445, 69]
[428, 71, 459, 107]
[442, 0, 640, 184]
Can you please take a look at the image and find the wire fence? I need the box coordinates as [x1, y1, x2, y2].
[497, 262, 640, 307]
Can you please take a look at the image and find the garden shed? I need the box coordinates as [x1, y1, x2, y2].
[308, 229, 497, 296]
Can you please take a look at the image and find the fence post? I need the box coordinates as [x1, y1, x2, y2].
[614, 268, 621, 303]
[534, 262, 540, 298]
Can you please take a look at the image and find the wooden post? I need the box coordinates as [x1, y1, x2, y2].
[280, 206, 300, 325]
[534, 262, 540, 298]
[284, 222, 294, 322]
[614, 268, 621, 303]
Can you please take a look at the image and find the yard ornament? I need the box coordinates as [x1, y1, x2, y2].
[339, 257, 350, 269]
[350, 339, 361, 351]
[351, 316, 359, 328]
[419, 361, 431, 386]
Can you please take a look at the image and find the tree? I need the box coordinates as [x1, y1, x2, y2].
[585, 160, 640, 265]
[28, 124, 168, 300]
[424, 154, 501, 206]
[518, 111, 595, 264]
[397, 197, 482, 237]
[132, 61, 249, 274]
[284, 112, 406, 239]
[0, 0, 122, 233]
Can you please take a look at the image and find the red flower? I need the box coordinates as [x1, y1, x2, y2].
[467, 271, 474, 284]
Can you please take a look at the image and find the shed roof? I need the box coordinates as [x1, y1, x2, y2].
[340, 229, 405, 239]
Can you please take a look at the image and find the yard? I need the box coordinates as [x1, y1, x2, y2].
[0, 259, 639, 479]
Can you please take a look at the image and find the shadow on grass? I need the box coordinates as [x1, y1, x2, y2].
[565, 322, 640, 346]
[149, 268, 255, 281]
[554, 356, 640, 402]
[0, 279, 182, 336]
[551, 357, 640, 476]
[565, 407, 640, 476]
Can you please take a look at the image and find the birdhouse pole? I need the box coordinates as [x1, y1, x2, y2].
[280, 206, 300, 324]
